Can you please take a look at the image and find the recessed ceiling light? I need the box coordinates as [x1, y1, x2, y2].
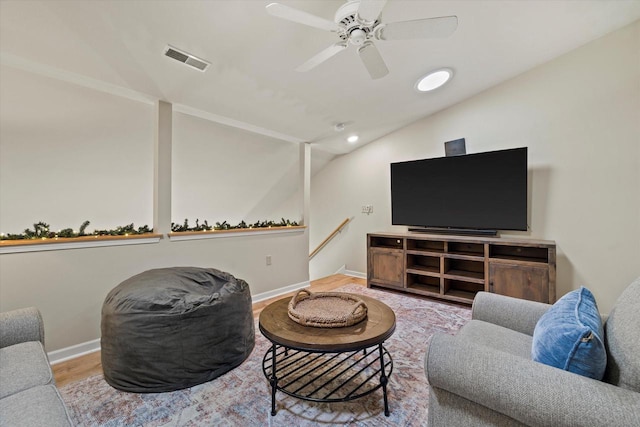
[347, 135, 359, 143]
[415, 68, 453, 92]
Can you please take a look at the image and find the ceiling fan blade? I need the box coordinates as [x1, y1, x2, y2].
[358, 42, 389, 80]
[357, 0, 387, 24]
[296, 43, 347, 72]
[378, 16, 458, 40]
[266, 3, 338, 32]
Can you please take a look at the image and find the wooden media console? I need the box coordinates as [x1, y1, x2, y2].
[367, 232, 556, 304]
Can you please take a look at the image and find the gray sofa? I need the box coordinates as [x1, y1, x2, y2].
[0, 307, 73, 427]
[425, 277, 640, 426]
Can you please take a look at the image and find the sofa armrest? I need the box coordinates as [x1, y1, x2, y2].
[0, 307, 45, 348]
[472, 292, 550, 336]
[426, 333, 640, 427]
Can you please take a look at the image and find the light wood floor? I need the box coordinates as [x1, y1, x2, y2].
[52, 274, 366, 387]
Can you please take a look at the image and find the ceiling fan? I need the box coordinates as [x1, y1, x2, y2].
[266, 0, 458, 79]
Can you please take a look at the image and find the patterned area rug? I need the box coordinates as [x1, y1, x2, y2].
[59, 284, 471, 426]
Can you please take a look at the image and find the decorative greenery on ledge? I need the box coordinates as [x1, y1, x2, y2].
[0, 221, 152, 241]
[170, 218, 299, 233]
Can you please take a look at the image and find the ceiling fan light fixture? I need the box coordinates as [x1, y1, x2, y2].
[416, 68, 453, 92]
[347, 135, 359, 143]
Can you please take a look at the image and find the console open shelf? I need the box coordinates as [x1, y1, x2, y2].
[447, 242, 484, 257]
[406, 274, 440, 296]
[489, 244, 550, 264]
[368, 232, 556, 304]
[406, 254, 440, 275]
[369, 236, 404, 250]
[443, 278, 483, 303]
[407, 239, 445, 253]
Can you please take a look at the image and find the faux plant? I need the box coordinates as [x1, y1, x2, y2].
[0, 221, 151, 241]
[1, 217, 299, 240]
[171, 218, 299, 232]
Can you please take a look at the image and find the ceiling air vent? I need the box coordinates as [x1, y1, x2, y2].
[164, 45, 210, 72]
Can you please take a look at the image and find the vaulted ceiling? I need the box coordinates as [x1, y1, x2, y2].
[1, 0, 639, 154]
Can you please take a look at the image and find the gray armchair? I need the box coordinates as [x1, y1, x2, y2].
[425, 277, 640, 426]
[0, 307, 73, 426]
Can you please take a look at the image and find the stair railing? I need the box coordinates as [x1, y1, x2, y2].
[309, 217, 352, 259]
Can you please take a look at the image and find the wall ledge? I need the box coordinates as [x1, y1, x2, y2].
[0, 233, 162, 254]
[0, 226, 306, 252]
[168, 225, 306, 241]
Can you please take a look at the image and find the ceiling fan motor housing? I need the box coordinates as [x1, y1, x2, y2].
[334, 0, 361, 23]
[335, 0, 380, 45]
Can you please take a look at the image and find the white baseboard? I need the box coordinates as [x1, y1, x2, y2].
[251, 280, 310, 303]
[344, 269, 366, 279]
[47, 280, 311, 364]
[48, 338, 101, 365]
[334, 265, 365, 279]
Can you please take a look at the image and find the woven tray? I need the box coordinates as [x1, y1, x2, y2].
[287, 289, 368, 328]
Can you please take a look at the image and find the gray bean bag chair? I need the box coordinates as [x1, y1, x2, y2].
[101, 267, 255, 393]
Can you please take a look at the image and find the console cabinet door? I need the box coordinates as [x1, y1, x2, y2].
[489, 263, 550, 303]
[368, 248, 404, 288]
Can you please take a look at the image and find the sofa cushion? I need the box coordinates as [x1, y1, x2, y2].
[0, 384, 73, 427]
[457, 320, 533, 359]
[0, 341, 53, 399]
[603, 277, 640, 392]
[532, 287, 606, 380]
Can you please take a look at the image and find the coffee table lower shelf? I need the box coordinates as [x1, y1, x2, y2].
[262, 343, 393, 416]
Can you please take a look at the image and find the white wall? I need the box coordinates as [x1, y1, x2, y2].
[172, 112, 302, 225]
[0, 65, 154, 232]
[0, 67, 309, 352]
[310, 22, 640, 313]
[0, 233, 308, 352]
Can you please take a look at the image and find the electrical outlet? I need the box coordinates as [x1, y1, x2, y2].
[362, 205, 374, 214]
[266, 255, 272, 266]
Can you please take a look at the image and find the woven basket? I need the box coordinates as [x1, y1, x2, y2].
[287, 289, 368, 328]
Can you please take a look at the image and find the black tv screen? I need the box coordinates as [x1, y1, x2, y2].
[391, 147, 528, 231]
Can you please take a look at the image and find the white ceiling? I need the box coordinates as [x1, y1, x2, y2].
[1, 0, 639, 155]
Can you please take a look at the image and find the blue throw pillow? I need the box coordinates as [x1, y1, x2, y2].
[531, 287, 606, 380]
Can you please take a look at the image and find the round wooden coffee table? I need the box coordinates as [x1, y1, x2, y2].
[259, 293, 396, 416]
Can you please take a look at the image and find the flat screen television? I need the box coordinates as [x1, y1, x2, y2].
[391, 147, 528, 232]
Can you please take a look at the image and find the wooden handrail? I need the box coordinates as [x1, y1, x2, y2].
[309, 217, 351, 259]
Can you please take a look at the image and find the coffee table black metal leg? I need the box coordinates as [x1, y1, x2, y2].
[378, 344, 390, 416]
[270, 344, 277, 416]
